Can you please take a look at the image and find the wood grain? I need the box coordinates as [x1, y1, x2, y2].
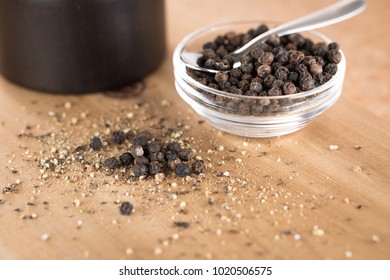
[0, 0, 389, 260]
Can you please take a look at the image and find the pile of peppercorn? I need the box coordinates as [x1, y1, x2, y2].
[90, 130, 206, 178]
[192, 24, 342, 97]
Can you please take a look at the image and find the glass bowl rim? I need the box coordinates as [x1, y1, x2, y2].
[173, 20, 346, 101]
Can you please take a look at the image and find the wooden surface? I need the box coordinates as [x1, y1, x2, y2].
[0, 0, 389, 260]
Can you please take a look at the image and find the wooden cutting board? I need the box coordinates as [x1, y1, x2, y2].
[0, 0, 389, 260]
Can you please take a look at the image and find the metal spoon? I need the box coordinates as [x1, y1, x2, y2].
[181, 0, 366, 74]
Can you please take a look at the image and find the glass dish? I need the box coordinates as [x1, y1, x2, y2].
[173, 21, 346, 138]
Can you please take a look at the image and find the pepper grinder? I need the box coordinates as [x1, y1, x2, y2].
[0, 0, 166, 93]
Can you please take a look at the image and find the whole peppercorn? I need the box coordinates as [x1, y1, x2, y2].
[238, 103, 251, 115]
[167, 141, 181, 153]
[179, 148, 193, 162]
[230, 68, 242, 79]
[119, 152, 134, 167]
[215, 60, 231, 71]
[120, 202, 133, 216]
[309, 63, 323, 75]
[283, 82, 297, 95]
[111, 130, 125, 145]
[268, 87, 283, 96]
[327, 49, 342, 64]
[174, 163, 191, 177]
[295, 63, 308, 75]
[148, 152, 164, 162]
[250, 78, 263, 93]
[103, 156, 120, 170]
[241, 73, 252, 81]
[314, 56, 325, 67]
[132, 163, 149, 177]
[133, 135, 148, 147]
[257, 64, 272, 78]
[138, 130, 152, 141]
[312, 42, 328, 57]
[240, 63, 254, 74]
[267, 34, 281, 47]
[131, 144, 144, 157]
[299, 74, 315, 91]
[256, 24, 269, 35]
[214, 71, 229, 83]
[250, 47, 264, 60]
[192, 160, 206, 175]
[288, 71, 299, 83]
[324, 64, 338, 75]
[263, 75, 275, 89]
[148, 161, 162, 176]
[272, 79, 285, 89]
[90, 137, 102, 151]
[288, 50, 305, 64]
[275, 66, 289, 82]
[146, 141, 161, 154]
[204, 58, 216, 69]
[134, 156, 150, 166]
[328, 42, 340, 51]
[275, 51, 289, 64]
[164, 150, 177, 162]
[203, 41, 217, 50]
[258, 52, 274, 65]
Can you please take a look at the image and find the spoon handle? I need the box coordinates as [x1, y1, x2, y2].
[234, 0, 366, 57]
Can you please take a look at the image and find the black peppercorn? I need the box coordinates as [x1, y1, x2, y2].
[119, 152, 134, 167]
[192, 160, 206, 175]
[309, 63, 323, 75]
[90, 137, 102, 151]
[268, 87, 283, 96]
[134, 156, 149, 166]
[148, 152, 164, 163]
[250, 79, 263, 93]
[132, 163, 149, 177]
[179, 148, 193, 162]
[258, 52, 274, 65]
[167, 141, 181, 153]
[111, 130, 125, 145]
[174, 163, 191, 177]
[164, 150, 177, 162]
[324, 63, 338, 75]
[250, 47, 264, 60]
[275, 66, 289, 82]
[283, 82, 297, 95]
[131, 144, 144, 157]
[257, 64, 272, 78]
[146, 141, 161, 154]
[327, 49, 342, 64]
[214, 71, 229, 83]
[148, 161, 161, 176]
[299, 74, 315, 91]
[120, 202, 133, 216]
[103, 156, 120, 170]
